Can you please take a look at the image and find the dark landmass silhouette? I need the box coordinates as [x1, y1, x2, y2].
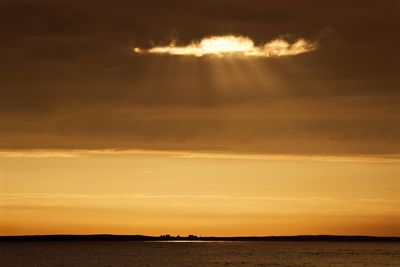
[1, 235, 399, 242]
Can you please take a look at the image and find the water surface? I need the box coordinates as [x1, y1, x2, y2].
[1, 241, 399, 266]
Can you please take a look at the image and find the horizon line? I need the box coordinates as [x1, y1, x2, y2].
[2, 234, 399, 238]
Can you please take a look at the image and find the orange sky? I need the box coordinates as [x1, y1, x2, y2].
[0, 1, 398, 237]
[1, 150, 399, 236]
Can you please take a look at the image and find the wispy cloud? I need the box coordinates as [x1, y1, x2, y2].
[1, 193, 398, 216]
[133, 35, 317, 57]
[0, 193, 333, 201]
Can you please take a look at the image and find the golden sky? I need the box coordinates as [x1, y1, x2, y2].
[1, 150, 399, 236]
[0, 0, 399, 236]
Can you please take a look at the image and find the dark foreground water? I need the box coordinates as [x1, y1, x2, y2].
[1, 241, 399, 266]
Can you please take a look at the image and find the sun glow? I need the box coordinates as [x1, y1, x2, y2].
[133, 35, 317, 57]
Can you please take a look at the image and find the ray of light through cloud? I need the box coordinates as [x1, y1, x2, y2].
[133, 35, 318, 57]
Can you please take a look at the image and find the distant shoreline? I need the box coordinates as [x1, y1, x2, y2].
[1, 235, 399, 242]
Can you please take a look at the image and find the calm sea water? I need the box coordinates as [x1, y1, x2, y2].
[1, 241, 399, 266]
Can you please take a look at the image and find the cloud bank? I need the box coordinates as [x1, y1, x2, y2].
[0, 0, 398, 156]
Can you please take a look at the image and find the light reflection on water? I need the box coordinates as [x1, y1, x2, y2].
[150, 240, 231, 242]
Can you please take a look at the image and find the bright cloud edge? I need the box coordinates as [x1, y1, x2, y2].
[133, 35, 318, 58]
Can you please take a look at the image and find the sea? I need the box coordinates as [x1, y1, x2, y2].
[1, 241, 399, 266]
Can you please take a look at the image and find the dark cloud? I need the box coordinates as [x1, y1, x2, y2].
[0, 0, 398, 155]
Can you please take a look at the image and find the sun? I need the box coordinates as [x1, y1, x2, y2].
[199, 36, 254, 55]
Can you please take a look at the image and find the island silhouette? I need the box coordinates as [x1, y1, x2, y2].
[1, 235, 399, 242]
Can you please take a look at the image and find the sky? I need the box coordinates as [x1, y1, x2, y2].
[0, 0, 399, 236]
